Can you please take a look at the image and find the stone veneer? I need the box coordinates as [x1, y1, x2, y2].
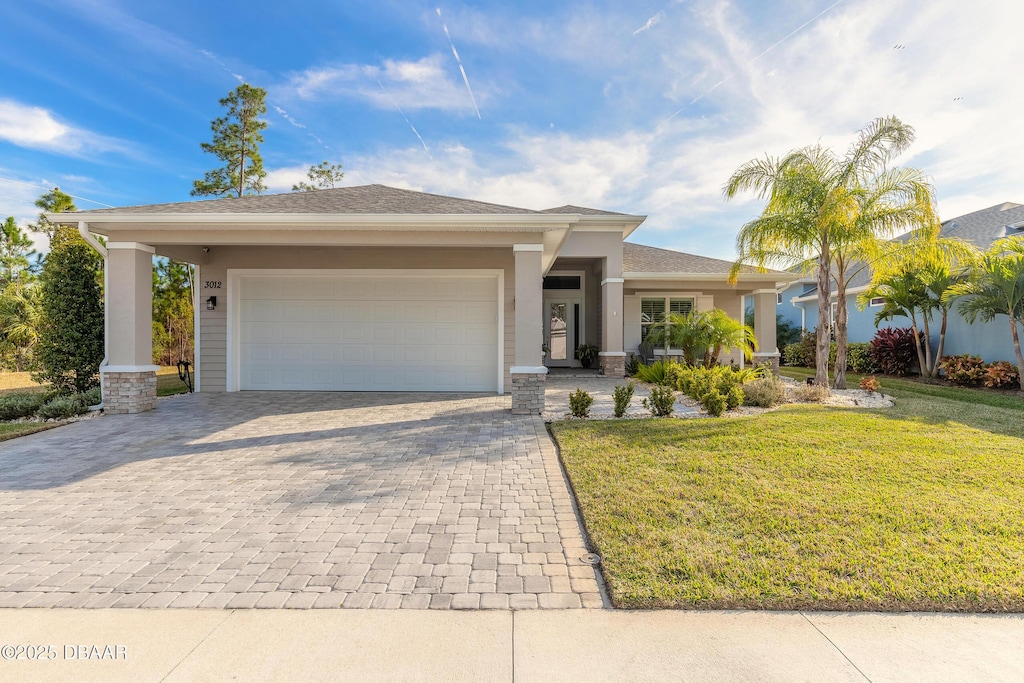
[511, 373, 546, 415]
[598, 354, 626, 378]
[752, 352, 782, 376]
[101, 371, 158, 414]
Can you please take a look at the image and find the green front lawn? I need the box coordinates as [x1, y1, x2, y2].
[552, 380, 1024, 611]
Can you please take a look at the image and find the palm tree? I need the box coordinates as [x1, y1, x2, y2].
[860, 233, 977, 377]
[725, 116, 937, 389]
[702, 308, 758, 366]
[949, 237, 1024, 381]
[645, 311, 711, 366]
[0, 283, 42, 371]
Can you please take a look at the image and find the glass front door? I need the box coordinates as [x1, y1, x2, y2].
[545, 300, 580, 368]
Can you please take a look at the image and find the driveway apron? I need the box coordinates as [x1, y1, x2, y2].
[0, 392, 603, 609]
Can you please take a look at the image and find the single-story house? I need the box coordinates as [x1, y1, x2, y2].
[778, 201, 1024, 363]
[49, 184, 793, 415]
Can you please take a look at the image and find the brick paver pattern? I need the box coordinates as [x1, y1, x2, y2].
[0, 392, 603, 609]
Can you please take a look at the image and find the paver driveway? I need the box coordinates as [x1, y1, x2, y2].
[0, 393, 603, 609]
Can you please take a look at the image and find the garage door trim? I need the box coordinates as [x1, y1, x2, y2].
[225, 268, 505, 394]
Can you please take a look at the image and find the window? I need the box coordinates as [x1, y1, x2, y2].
[777, 293, 783, 305]
[640, 297, 694, 340]
[869, 297, 885, 307]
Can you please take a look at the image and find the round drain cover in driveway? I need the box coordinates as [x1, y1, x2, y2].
[580, 553, 601, 565]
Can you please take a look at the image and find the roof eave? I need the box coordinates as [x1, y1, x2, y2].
[49, 212, 581, 232]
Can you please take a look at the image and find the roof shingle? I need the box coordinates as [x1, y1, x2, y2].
[624, 242, 766, 275]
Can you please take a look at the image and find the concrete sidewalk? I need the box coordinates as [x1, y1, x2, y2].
[1, 609, 1022, 682]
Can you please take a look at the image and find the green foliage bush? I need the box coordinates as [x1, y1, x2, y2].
[700, 389, 728, 417]
[624, 354, 640, 376]
[0, 392, 47, 420]
[782, 343, 805, 367]
[634, 360, 675, 385]
[642, 385, 676, 417]
[724, 385, 744, 411]
[846, 342, 878, 374]
[612, 383, 634, 418]
[568, 388, 594, 418]
[939, 354, 987, 386]
[82, 386, 102, 406]
[33, 228, 104, 395]
[741, 376, 788, 407]
[37, 394, 88, 420]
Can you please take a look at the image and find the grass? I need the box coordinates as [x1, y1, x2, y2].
[0, 366, 191, 398]
[0, 422, 61, 442]
[552, 378, 1024, 611]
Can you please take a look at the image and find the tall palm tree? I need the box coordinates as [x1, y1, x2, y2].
[949, 237, 1024, 381]
[725, 116, 937, 389]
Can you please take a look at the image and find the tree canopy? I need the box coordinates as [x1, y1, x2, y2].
[192, 83, 268, 198]
[292, 161, 345, 191]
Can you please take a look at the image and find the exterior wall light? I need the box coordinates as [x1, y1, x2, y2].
[206, 296, 217, 311]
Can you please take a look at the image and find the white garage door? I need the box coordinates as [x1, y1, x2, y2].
[237, 273, 499, 392]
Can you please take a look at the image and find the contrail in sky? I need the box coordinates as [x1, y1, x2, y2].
[436, 8, 482, 119]
[664, 0, 845, 121]
[0, 176, 115, 207]
[378, 80, 432, 157]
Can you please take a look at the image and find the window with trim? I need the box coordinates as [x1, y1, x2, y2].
[640, 297, 695, 341]
[869, 297, 885, 307]
[777, 293, 783, 305]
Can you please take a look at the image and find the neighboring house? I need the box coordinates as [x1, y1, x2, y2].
[49, 185, 793, 415]
[777, 202, 1024, 362]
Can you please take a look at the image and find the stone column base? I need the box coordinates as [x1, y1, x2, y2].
[101, 368, 158, 414]
[598, 353, 626, 378]
[511, 367, 547, 416]
[751, 352, 781, 376]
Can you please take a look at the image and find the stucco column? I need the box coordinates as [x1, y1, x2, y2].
[599, 277, 626, 377]
[511, 244, 546, 415]
[102, 242, 159, 413]
[751, 288, 781, 375]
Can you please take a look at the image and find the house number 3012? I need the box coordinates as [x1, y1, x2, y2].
[204, 281, 222, 289]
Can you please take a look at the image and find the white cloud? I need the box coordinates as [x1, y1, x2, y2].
[0, 99, 132, 157]
[289, 54, 483, 114]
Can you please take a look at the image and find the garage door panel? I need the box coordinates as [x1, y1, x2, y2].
[239, 274, 498, 392]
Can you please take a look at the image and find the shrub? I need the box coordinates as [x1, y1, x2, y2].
[846, 342, 878, 374]
[939, 354, 987, 386]
[984, 361, 1021, 390]
[82, 386, 102, 406]
[859, 376, 881, 393]
[700, 389, 728, 417]
[675, 365, 746, 402]
[634, 360, 675, 386]
[612, 382, 634, 418]
[0, 392, 47, 421]
[782, 342, 805, 367]
[724, 385, 744, 411]
[33, 227, 104, 395]
[870, 327, 918, 376]
[568, 388, 594, 418]
[742, 377, 787, 407]
[37, 394, 89, 420]
[642, 385, 676, 417]
[792, 383, 830, 403]
[624, 354, 640, 376]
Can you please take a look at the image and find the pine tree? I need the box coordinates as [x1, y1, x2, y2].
[33, 227, 104, 394]
[29, 187, 76, 241]
[292, 161, 344, 191]
[0, 216, 35, 288]
[192, 84, 268, 198]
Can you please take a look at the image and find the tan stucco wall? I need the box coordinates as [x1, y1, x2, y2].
[195, 246, 516, 392]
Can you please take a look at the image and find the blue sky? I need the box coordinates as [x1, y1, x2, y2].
[1, 0, 1022, 259]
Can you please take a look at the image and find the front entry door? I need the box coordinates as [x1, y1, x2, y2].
[545, 300, 580, 368]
